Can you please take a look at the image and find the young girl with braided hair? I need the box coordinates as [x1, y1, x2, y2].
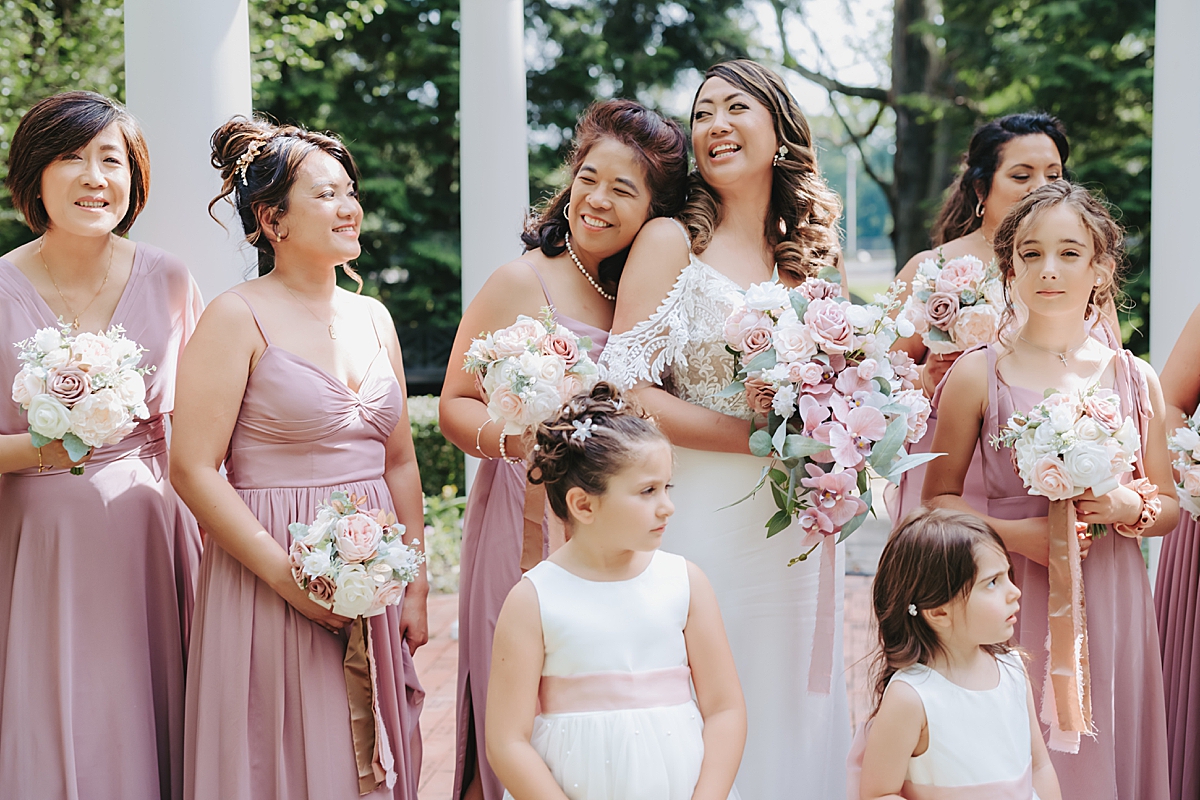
[486, 383, 746, 800]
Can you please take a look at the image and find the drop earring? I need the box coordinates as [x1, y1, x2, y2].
[772, 144, 789, 167]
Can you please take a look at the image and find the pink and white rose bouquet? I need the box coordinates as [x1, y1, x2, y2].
[899, 251, 1003, 354]
[288, 491, 425, 618]
[991, 386, 1140, 533]
[11, 324, 153, 474]
[463, 307, 599, 436]
[1168, 411, 1200, 518]
[722, 271, 935, 560]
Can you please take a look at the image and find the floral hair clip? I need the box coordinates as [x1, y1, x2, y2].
[908, 603, 918, 617]
[237, 138, 268, 185]
[570, 418, 597, 443]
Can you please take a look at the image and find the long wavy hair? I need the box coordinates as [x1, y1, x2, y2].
[680, 60, 841, 283]
[931, 112, 1069, 246]
[521, 99, 688, 287]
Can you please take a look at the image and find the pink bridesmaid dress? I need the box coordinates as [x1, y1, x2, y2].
[0, 244, 203, 800]
[183, 293, 423, 800]
[1155, 503, 1200, 800]
[453, 263, 608, 800]
[976, 343, 1169, 799]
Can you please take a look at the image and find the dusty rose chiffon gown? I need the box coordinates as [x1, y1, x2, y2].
[975, 343, 1169, 799]
[0, 244, 203, 800]
[183, 293, 423, 800]
[452, 263, 608, 800]
[1156, 501, 1200, 800]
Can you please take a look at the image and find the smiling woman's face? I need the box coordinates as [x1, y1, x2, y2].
[269, 150, 363, 266]
[690, 76, 777, 190]
[39, 122, 131, 237]
[566, 137, 653, 258]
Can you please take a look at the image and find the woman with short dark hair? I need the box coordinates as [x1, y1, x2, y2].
[0, 90, 202, 799]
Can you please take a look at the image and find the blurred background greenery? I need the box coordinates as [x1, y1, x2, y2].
[0, 0, 1155, 587]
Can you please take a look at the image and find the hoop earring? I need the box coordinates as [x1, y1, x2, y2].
[975, 199, 985, 218]
[563, 201, 570, 220]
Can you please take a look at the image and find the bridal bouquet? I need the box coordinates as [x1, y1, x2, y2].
[990, 385, 1140, 751]
[1167, 412, 1200, 518]
[463, 307, 599, 436]
[722, 271, 935, 554]
[11, 324, 153, 474]
[899, 252, 1002, 354]
[288, 492, 425, 618]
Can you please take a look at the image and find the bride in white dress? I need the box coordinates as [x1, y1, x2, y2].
[600, 60, 851, 798]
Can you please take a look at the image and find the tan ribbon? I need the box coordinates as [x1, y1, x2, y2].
[344, 616, 396, 794]
[521, 482, 548, 571]
[1042, 499, 1093, 753]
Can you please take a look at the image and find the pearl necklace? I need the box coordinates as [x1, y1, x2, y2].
[564, 233, 615, 302]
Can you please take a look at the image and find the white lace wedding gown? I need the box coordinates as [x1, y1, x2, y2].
[600, 221, 850, 799]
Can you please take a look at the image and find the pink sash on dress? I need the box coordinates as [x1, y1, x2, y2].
[538, 666, 693, 714]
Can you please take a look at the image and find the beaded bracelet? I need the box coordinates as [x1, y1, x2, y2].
[497, 433, 523, 464]
[1113, 477, 1162, 539]
[475, 420, 492, 459]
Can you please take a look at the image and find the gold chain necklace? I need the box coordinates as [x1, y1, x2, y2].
[1018, 334, 1089, 366]
[281, 281, 338, 339]
[39, 235, 115, 330]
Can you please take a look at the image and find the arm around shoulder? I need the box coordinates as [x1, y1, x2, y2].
[610, 217, 691, 336]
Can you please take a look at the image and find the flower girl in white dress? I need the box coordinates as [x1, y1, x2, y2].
[486, 384, 745, 800]
[857, 509, 1060, 800]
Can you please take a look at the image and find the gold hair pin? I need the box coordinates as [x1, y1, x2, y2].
[236, 138, 267, 185]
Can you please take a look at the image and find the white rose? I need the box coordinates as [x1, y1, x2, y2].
[33, 328, 63, 353]
[1063, 442, 1115, 493]
[844, 303, 884, 330]
[1048, 404, 1078, 434]
[1170, 426, 1200, 454]
[332, 564, 377, 617]
[11, 368, 44, 407]
[1074, 416, 1107, 443]
[26, 394, 72, 439]
[896, 315, 916, 339]
[109, 336, 142, 367]
[743, 281, 791, 312]
[301, 547, 333, 578]
[112, 370, 147, 407]
[524, 352, 565, 386]
[773, 322, 818, 363]
[68, 388, 133, 447]
[772, 384, 798, 418]
[41, 348, 70, 370]
[892, 388, 932, 443]
[1013, 437, 1040, 471]
[1033, 421, 1060, 449]
[381, 540, 422, 581]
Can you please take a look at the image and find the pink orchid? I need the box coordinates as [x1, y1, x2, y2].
[797, 505, 836, 537]
[827, 406, 888, 468]
[800, 464, 868, 527]
[835, 368, 874, 397]
[797, 394, 830, 434]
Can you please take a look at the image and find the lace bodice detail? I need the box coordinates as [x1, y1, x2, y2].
[601, 254, 751, 420]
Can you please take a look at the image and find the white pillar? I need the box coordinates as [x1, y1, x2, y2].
[459, 0, 529, 308]
[1147, 0, 1200, 588]
[124, 0, 256, 302]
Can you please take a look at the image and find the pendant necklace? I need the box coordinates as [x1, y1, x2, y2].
[1018, 334, 1088, 366]
[39, 235, 115, 330]
[282, 282, 338, 339]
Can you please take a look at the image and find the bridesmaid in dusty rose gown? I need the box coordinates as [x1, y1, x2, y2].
[0, 92, 202, 799]
[438, 99, 686, 800]
[1153, 301, 1200, 800]
[172, 118, 427, 799]
[925, 182, 1175, 799]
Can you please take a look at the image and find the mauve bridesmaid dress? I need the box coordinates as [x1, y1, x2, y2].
[0, 243, 203, 800]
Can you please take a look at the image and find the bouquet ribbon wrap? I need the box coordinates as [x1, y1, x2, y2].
[1042, 499, 1094, 753]
[522, 482, 548, 571]
[344, 617, 397, 794]
[806, 538, 838, 695]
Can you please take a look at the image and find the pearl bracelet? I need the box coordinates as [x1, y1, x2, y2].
[1113, 478, 1162, 539]
[475, 420, 492, 459]
[498, 432, 522, 464]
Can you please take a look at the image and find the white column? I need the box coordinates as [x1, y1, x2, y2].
[1147, 0, 1200, 588]
[124, 0, 256, 302]
[459, 0, 529, 308]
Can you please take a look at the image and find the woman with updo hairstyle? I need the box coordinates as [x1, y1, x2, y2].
[888, 113, 1077, 523]
[599, 59, 850, 798]
[439, 98, 687, 800]
[0, 91, 202, 799]
[171, 117, 427, 799]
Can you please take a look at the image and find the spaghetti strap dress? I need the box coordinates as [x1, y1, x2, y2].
[183, 291, 423, 800]
[0, 244, 203, 800]
[453, 261, 609, 800]
[975, 343, 1169, 800]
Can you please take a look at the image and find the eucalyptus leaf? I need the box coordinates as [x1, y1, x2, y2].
[818, 266, 842, 284]
[790, 293, 810, 319]
[872, 376, 892, 396]
[717, 464, 771, 510]
[782, 434, 833, 460]
[881, 451, 946, 482]
[716, 380, 746, 398]
[766, 509, 792, 538]
[749, 429, 774, 458]
[927, 327, 951, 342]
[62, 432, 90, 462]
[744, 350, 777, 372]
[836, 507, 869, 543]
[771, 419, 789, 455]
[28, 430, 52, 448]
[867, 417, 909, 472]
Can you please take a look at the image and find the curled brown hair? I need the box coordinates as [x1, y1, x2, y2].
[681, 60, 841, 283]
[870, 509, 1014, 714]
[932, 113, 1069, 246]
[522, 99, 688, 287]
[992, 181, 1124, 338]
[5, 91, 151, 235]
[209, 116, 363, 285]
[527, 383, 670, 521]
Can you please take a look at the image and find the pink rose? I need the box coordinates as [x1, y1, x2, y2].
[741, 326, 774, 358]
[540, 333, 580, 367]
[925, 292, 960, 331]
[935, 256, 985, 293]
[491, 319, 541, 358]
[725, 308, 774, 357]
[289, 541, 311, 583]
[1083, 392, 1122, 432]
[370, 582, 406, 613]
[889, 350, 921, 388]
[803, 299, 854, 353]
[798, 279, 841, 301]
[335, 514, 384, 563]
[560, 373, 584, 400]
[1028, 456, 1077, 501]
[773, 323, 818, 363]
[1181, 466, 1200, 498]
[47, 366, 92, 408]
[489, 385, 526, 423]
[951, 305, 999, 350]
[789, 361, 826, 387]
[308, 575, 336, 605]
[10, 369, 44, 406]
[744, 378, 777, 416]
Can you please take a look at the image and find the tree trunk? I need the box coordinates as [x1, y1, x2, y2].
[889, 0, 938, 267]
